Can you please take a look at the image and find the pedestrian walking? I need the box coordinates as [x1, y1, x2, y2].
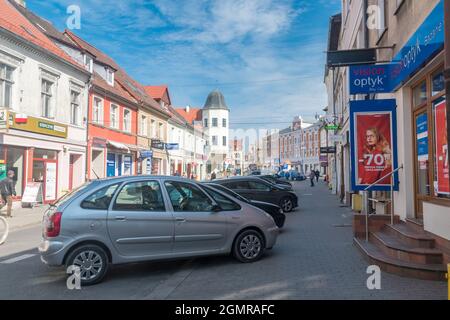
[315, 170, 320, 182]
[0, 170, 16, 218]
[211, 171, 216, 180]
[309, 171, 315, 187]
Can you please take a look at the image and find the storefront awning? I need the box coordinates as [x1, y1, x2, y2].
[107, 140, 130, 152]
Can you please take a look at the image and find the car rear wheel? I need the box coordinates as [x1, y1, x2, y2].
[65, 244, 109, 286]
[280, 197, 294, 212]
[233, 230, 265, 263]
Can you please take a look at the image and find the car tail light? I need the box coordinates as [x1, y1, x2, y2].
[45, 212, 62, 238]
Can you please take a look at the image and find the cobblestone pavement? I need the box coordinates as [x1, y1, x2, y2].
[166, 181, 448, 300]
[0, 180, 447, 299]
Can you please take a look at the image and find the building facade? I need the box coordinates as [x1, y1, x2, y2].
[0, 0, 90, 204]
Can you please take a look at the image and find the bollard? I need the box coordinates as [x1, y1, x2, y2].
[447, 264, 450, 300]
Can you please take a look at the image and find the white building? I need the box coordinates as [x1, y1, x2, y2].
[201, 90, 230, 174]
[0, 0, 90, 204]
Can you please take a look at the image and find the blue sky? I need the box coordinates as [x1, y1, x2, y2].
[27, 0, 340, 130]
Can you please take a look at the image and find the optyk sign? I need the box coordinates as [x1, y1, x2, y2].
[349, 65, 391, 94]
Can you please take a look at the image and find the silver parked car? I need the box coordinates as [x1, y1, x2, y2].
[39, 176, 279, 285]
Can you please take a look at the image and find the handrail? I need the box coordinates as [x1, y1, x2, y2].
[363, 164, 404, 191]
[363, 164, 403, 242]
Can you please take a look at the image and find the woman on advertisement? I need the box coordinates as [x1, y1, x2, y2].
[358, 127, 392, 185]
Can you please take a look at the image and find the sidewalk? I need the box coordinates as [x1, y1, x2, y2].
[0, 203, 47, 231]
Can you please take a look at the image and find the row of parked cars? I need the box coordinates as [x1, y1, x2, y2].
[39, 174, 299, 285]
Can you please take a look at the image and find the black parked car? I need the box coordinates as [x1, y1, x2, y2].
[213, 177, 298, 213]
[203, 183, 286, 228]
[256, 175, 293, 189]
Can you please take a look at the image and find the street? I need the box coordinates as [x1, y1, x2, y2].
[0, 181, 446, 300]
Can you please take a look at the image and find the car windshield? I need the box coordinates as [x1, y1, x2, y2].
[205, 184, 250, 203]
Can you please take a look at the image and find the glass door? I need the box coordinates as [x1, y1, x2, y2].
[413, 108, 430, 220]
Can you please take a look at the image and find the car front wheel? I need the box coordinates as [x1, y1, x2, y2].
[65, 244, 109, 286]
[233, 230, 265, 263]
[280, 197, 294, 212]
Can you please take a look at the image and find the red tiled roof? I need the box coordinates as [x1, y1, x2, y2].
[175, 108, 202, 125]
[144, 85, 168, 100]
[64, 31, 171, 118]
[65, 29, 119, 70]
[0, 0, 85, 71]
[91, 72, 137, 106]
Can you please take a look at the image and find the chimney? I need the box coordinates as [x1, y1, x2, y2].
[185, 105, 190, 113]
[14, 0, 26, 7]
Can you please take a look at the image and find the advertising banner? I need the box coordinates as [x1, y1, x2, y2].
[350, 99, 398, 191]
[349, 64, 391, 94]
[434, 100, 449, 195]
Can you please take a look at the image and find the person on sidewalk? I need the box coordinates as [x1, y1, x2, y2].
[315, 170, 320, 182]
[0, 170, 16, 218]
[210, 171, 217, 181]
[309, 171, 315, 187]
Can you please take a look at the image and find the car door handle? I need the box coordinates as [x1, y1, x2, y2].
[176, 217, 186, 223]
[115, 216, 127, 221]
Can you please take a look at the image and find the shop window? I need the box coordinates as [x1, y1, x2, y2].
[413, 81, 427, 107]
[432, 98, 449, 199]
[431, 69, 445, 97]
[0, 63, 14, 108]
[415, 112, 430, 196]
[0, 146, 25, 197]
[113, 181, 165, 211]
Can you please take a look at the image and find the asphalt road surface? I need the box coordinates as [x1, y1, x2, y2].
[0, 181, 446, 299]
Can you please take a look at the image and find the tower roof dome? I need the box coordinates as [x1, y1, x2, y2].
[203, 90, 229, 110]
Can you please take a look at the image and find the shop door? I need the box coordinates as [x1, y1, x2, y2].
[69, 155, 75, 191]
[107, 153, 115, 177]
[413, 109, 430, 220]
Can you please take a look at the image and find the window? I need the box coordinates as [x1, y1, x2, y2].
[377, 0, 387, 38]
[431, 70, 445, 97]
[81, 184, 119, 210]
[202, 186, 241, 211]
[222, 118, 226, 127]
[212, 136, 218, 146]
[164, 181, 213, 212]
[140, 115, 147, 136]
[151, 119, 156, 137]
[113, 181, 165, 211]
[123, 109, 131, 133]
[84, 55, 93, 73]
[159, 122, 164, 139]
[0, 63, 14, 108]
[70, 90, 81, 126]
[432, 97, 449, 200]
[110, 104, 118, 129]
[212, 118, 218, 127]
[248, 181, 271, 191]
[106, 68, 114, 86]
[204, 118, 208, 128]
[223, 181, 250, 190]
[413, 81, 427, 107]
[41, 79, 54, 118]
[93, 97, 103, 125]
[222, 136, 227, 146]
